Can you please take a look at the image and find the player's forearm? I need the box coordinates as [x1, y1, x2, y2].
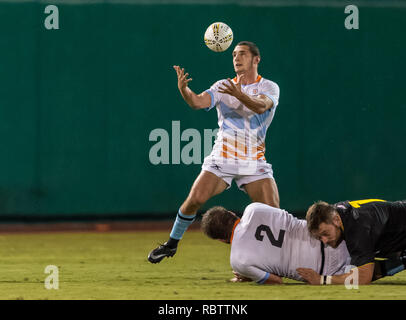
[179, 87, 204, 109]
[324, 269, 373, 285]
[263, 274, 283, 285]
[328, 273, 351, 285]
[236, 92, 270, 114]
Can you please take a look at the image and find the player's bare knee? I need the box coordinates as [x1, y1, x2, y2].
[182, 193, 208, 213]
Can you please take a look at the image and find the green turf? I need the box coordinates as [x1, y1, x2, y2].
[0, 230, 405, 300]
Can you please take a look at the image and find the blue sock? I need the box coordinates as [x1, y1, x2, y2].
[380, 257, 406, 276]
[387, 264, 405, 276]
[386, 264, 405, 276]
[169, 210, 196, 241]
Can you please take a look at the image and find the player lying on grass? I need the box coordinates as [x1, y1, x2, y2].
[201, 202, 352, 285]
[201, 202, 405, 285]
[300, 199, 406, 285]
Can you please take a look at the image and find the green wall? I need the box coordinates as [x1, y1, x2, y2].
[0, 1, 405, 218]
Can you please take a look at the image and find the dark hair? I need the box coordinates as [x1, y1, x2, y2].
[201, 206, 238, 241]
[236, 41, 261, 58]
[306, 201, 336, 234]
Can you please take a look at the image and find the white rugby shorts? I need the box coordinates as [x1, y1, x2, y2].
[201, 156, 275, 192]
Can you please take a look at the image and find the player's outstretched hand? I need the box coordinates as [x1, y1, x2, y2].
[218, 75, 244, 99]
[296, 268, 321, 285]
[173, 65, 192, 90]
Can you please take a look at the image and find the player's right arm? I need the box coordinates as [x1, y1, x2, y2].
[231, 270, 283, 285]
[173, 65, 211, 110]
[231, 263, 283, 285]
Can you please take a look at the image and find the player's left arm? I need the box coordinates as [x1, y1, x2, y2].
[297, 263, 375, 285]
[238, 94, 273, 115]
[218, 77, 273, 114]
[262, 273, 283, 285]
[231, 263, 283, 285]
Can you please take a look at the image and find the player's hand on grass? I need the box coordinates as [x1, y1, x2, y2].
[230, 271, 252, 283]
[218, 75, 245, 99]
[173, 65, 192, 90]
[296, 268, 321, 285]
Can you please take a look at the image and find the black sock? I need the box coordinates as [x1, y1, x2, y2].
[166, 237, 179, 249]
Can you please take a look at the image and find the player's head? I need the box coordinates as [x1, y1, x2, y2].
[306, 201, 344, 248]
[232, 41, 261, 74]
[201, 206, 239, 243]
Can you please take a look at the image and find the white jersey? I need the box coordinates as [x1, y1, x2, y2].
[204, 76, 279, 174]
[230, 203, 350, 283]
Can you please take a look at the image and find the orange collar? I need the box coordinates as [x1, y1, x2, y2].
[232, 75, 262, 84]
[230, 218, 241, 244]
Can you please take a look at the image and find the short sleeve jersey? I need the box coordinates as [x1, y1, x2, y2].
[204, 76, 279, 167]
[230, 203, 322, 283]
[334, 199, 406, 267]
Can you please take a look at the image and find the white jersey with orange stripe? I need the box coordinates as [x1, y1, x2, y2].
[203, 76, 279, 175]
[230, 203, 350, 283]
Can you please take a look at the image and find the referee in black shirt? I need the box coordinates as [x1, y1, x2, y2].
[297, 199, 406, 285]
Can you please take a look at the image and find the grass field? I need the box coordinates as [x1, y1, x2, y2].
[0, 230, 406, 300]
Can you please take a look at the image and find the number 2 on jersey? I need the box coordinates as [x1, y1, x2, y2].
[255, 224, 285, 248]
